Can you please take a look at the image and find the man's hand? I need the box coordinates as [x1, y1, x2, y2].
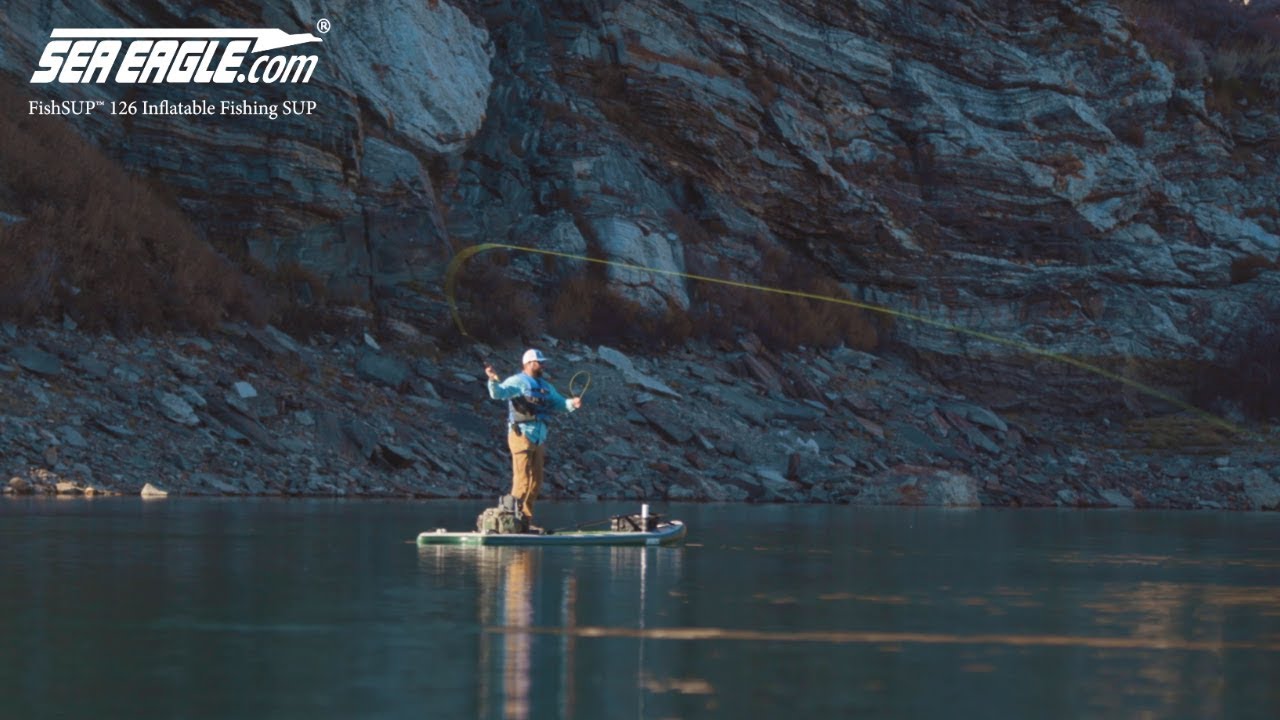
[569, 397, 582, 410]
[484, 364, 500, 382]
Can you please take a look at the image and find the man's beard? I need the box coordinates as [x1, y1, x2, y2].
[530, 366, 543, 378]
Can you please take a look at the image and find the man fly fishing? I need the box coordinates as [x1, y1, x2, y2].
[485, 349, 582, 532]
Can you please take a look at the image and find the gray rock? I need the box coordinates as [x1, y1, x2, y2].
[770, 401, 824, 423]
[156, 392, 199, 426]
[754, 468, 797, 501]
[961, 426, 1002, 455]
[379, 443, 418, 468]
[12, 346, 61, 376]
[713, 387, 770, 427]
[600, 440, 641, 460]
[721, 473, 765, 500]
[221, 390, 250, 415]
[597, 346, 682, 398]
[1099, 489, 1134, 509]
[170, 355, 203, 380]
[666, 482, 699, 500]
[939, 402, 1009, 433]
[249, 392, 277, 419]
[248, 325, 302, 357]
[178, 385, 207, 409]
[697, 476, 749, 502]
[862, 466, 980, 506]
[1242, 470, 1280, 511]
[94, 418, 135, 438]
[77, 355, 111, 379]
[831, 348, 878, 371]
[58, 426, 88, 449]
[140, 483, 169, 498]
[177, 337, 214, 352]
[356, 351, 410, 390]
[851, 414, 885, 441]
[191, 473, 244, 495]
[112, 363, 145, 384]
[205, 399, 282, 453]
[344, 419, 381, 460]
[637, 402, 694, 444]
[233, 381, 258, 399]
[412, 359, 439, 380]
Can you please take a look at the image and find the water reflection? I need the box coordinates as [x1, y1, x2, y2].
[423, 544, 687, 720]
[8, 500, 1273, 720]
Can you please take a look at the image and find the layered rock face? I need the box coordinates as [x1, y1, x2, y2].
[3, 0, 492, 300]
[3, 0, 1279, 411]
[448, 0, 1280, 409]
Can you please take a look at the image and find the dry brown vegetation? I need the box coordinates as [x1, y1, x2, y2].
[451, 251, 548, 343]
[451, 240, 885, 353]
[690, 246, 885, 351]
[1117, 0, 1280, 112]
[548, 268, 693, 347]
[1194, 303, 1280, 421]
[0, 78, 265, 332]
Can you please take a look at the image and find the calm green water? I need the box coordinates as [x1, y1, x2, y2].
[1, 499, 1277, 719]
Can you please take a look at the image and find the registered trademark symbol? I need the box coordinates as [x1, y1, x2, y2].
[316, 18, 331, 34]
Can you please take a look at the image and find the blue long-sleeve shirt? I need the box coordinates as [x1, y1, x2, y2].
[488, 372, 576, 444]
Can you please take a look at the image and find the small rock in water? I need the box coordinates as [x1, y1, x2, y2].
[140, 483, 169, 498]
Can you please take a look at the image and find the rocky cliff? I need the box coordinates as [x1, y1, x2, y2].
[2, 0, 1279, 508]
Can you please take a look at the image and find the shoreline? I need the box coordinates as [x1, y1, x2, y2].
[3, 320, 1278, 511]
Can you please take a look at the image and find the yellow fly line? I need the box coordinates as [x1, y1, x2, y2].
[445, 242, 1251, 438]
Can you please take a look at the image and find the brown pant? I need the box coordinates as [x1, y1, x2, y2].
[507, 430, 545, 520]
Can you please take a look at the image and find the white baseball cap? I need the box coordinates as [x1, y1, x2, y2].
[522, 348, 548, 364]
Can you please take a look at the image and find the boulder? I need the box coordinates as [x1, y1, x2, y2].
[55, 426, 86, 449]
[1099, 489, 1135, 509]
[939, 402, 1009, 433]
[140, 483, 169, 498]
[1243, 470, 1280, 511]
[868, 466, 980, 507]
[156, 392, 200, 427]
[598, 346, 681, 398]
[11, 346, 61, 376]
[356, 351, 411, 390]
[637, 402, 694, 444]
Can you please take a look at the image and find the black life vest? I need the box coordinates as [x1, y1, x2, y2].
[508, 373, 553, 425]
